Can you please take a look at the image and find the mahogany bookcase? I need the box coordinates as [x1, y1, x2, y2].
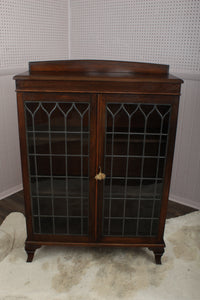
[14, 60, 183, 263]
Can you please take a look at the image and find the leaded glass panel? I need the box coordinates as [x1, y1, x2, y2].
[25, 101, 90, 236]
[102, 103, 171, 237]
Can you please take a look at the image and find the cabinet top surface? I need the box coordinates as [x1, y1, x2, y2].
[14, 60, 183, 83]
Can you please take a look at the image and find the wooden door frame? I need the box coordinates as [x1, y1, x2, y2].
[96, 94, 106, 241]
[18, 92, 97, 243]
[96, 93, 179, 244]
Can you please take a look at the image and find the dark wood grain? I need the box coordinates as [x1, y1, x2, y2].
[13, 60, 185, 263]
[25, 242, 41, 263]
[89, 94, 98, 242]
[96, 94, 106, 242]
[158, 97, 180, 241]
[29, 60, 169, 74]
[17, 93, 34, 240]
[15, 80, 181, 95]
[148, 247, 165, 264]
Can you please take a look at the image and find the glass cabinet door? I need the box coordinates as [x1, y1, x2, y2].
[102, 102, 171, 238]
[24, 100, 91, 237]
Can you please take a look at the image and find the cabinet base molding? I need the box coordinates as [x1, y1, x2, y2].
[25, 240, 165, 264]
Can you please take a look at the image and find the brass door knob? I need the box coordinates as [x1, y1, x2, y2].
[95, 167, 106, 181]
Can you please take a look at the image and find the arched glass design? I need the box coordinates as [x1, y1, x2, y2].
[25, 101, 90, 236]
[103, 103, 171, 237]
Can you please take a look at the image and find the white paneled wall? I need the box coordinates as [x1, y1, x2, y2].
[70, 0, 200, 74]
[0, 0, 69, 199]
[0, 76, 22, 199]
[0, 0, 69, 68]
[0, 0, 199, 209]
[70, 0, 200, 209]
[170, 80, 200, 209]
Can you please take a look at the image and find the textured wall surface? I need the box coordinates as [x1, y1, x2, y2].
[71, 0, 200, 74]
[70, 0, 200, 208]
[0, 0, 69, 68]
[0, 0, 69, 199]
[170, 80, 200, 209]
[0, 75, 22, 199]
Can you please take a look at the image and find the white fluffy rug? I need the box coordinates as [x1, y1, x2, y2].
[0, 211, 199, 300]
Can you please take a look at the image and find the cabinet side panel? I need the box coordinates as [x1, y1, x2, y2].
[158, 98, 180, 239]
[17, 93, 33, 239]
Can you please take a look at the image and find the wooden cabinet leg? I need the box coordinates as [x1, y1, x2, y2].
[25, 243, 41, 263]
[148, 247, 165, 265]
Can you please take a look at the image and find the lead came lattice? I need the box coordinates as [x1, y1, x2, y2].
[24, 101, 90, 236]
[103, 103, 171, 237]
